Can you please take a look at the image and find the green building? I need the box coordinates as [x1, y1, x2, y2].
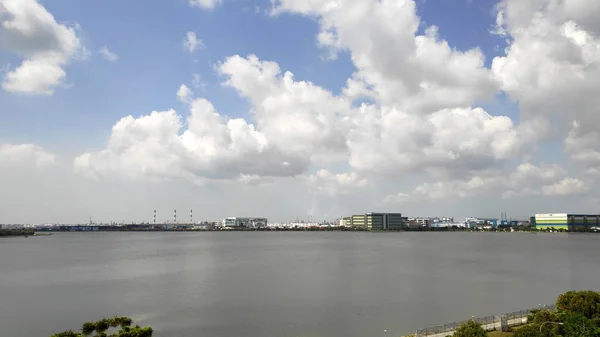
[345, 213, 407, 230]
[534, 213, 600, 230]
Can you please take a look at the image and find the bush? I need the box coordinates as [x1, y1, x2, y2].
[81, 322, 96, 335]
[556, 290, 600, 319]
[50, 317, 152, 337]
[50, 331, 82, 337]
[512, 324, 540, 337]
[452, 320, 486, 337]
[560, 312, 598, 337]
[532, 310, 560, 324]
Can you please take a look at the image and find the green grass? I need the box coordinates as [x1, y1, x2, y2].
[488, 331, 514, 337]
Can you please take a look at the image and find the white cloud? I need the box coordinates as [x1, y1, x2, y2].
[542, 178, 589, 196]
[30, 0, 597, 223]
[383, 193, 411, 205]
[189, 0, 222, 10]
[491, 0, 600, 174]
[74, 51, 523, 190]
[192, 73, 206, 89]
[307, 169, 368, 196]
[386, 162, 589, 203]
[183, 32, 205, 53]
[346, 105, 521, 179]
[218, 55, 350, 161]
[272, 0, 499, 112]
[176, 84, 193, 103]
[99, 46, 118, 62]
[0, 143, 56, 167]
[74, 93, 310, 183]
[0, 0, 84, 94]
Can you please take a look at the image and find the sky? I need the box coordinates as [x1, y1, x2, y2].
[1, 0, 600, 224]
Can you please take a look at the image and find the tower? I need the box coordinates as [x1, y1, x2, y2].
[190, 209, 193, 224]
[174, 209, 177, 224]
[153, 210, 156, 224]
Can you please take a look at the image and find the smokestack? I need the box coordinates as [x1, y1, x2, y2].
[190, 209, 193, 223]
[153, 210, 156, 224]
[174, 209, 177, 224]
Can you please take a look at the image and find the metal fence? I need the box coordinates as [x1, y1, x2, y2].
[414, 304, 555, 337]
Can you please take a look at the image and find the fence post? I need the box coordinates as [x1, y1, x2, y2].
[501, 315, 508, 332]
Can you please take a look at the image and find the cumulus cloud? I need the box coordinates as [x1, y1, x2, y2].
[491, 0, 600, 173]
[0, 0, 84, 94]
[71, 0, 599, 215]
[99, 46, 118, 62]
[0, 143, 56, 167]
[272, 0, 499, 111]
[189, 0, 222, 10]
[73, 94, 310, 183]
[385, 163, 589, 203]
[176, 84, 193, 103]
[218, 55, 350, 160]
[347, 105, 521, 178]
[306, 169, 368, 196]
[183, 32, 205, 53]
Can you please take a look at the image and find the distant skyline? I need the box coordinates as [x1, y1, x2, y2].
[1, 0, 600, 223]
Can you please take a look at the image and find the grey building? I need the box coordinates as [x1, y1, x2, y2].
[222, 217, 268, 228]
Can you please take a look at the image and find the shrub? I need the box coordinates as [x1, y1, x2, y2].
[560, 312, 597, 337]
[50, 317, 152, 337]
[50, 331, 82, 337]
[95, 318, 110, 332]
[81, 322, 96, 335]
[556, 290, 600, 319]
[532, 310, 560, 324]
[512, 324, 540, 337]
[452, 320, 486, 337]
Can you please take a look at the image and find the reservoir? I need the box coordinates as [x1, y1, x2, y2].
[1, 232, 600, 337]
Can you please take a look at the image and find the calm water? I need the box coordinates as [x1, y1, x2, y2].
[1, 232, 600, 337]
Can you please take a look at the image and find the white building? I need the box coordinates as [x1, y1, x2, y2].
[222, 217, 268, 228]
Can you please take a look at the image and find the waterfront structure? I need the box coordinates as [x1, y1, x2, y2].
[534, 213, 600, 230]
[408, 217, 430, 227]
[465, 217, 498, 229]
[344, 213, 407, 230]
[429, 217, 455, 227]
[222, 217, 268, 228]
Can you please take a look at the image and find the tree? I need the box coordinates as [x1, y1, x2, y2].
[560, 312, 598, 337]
[533, 310, 560, 324]
[50, 317, 151, 337]
[556, 290, 600, 320]
[452, 320, 486, 337]
[512, 324, 540, 337]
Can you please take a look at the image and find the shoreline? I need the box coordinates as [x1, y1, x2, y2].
[0, 229, 35, 237]
[28, 228, 600, 234]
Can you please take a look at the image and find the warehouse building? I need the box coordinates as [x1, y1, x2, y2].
[344, 213, 407, 230]
[534, 213, 600, 230]
[222, 217, 268, 228]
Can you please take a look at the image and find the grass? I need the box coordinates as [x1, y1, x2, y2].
[487, 330, 514, 336]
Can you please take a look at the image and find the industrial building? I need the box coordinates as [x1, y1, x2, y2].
[343, 213, 407, 230]
[533, 213, 600, 230]
[222, 217, 268, 228]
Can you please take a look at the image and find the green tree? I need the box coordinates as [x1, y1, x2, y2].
[560, 312, 598, 337]
[532, 310, 559, 324]
[556, 290, 600, 320]
[452, 320, 486, 337]
[512, 324, 540, 337]
[531, 310, 563, 337]
[50, 317, 152, 337]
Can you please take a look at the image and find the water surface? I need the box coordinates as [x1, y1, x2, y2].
[1, 232, 599, 337]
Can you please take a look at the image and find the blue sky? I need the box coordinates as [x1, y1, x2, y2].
[2, 0, 513, 152]
[1, 0, 597, 223]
